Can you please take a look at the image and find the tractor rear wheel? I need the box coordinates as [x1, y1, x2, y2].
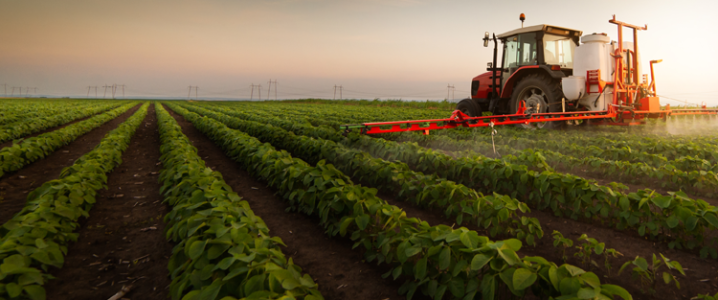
[509, 74, 564, 129]
[456, 98, 481, 117]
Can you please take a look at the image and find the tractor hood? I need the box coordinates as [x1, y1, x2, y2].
[497, 24, 582, 39]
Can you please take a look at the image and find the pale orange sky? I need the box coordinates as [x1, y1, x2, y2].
[1, 0, 716, 104]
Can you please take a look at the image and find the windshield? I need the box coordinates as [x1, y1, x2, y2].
[543, 34, 574, 68]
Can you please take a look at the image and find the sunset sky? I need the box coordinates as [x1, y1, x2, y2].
[1, 0, 716, 105]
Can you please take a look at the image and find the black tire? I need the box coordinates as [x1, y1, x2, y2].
[509, 73, 564, 129]
[456, 98, 481, 117]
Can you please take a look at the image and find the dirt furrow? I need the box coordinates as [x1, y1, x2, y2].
[0, 104, 141, 225]
[44, 104, 173, 300]
[165, 105, 405, 300]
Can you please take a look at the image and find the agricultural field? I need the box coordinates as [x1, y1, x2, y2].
[0, 98, 717, 300]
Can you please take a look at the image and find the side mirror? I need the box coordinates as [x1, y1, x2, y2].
[483, 32, 490, 47]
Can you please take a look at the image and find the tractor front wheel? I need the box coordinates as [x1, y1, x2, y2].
[509, 74, 564, 129]
[456, 98, 481, 117]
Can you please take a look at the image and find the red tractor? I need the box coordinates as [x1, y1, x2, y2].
[457, 14, 583, 128]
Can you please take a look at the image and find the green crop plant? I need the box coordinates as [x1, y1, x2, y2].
[552, 231, 573, 263]
[602, 248, 622, 277]
[618, 253, 685, 295]
[574, 234, 605, 269]
[573, 234, 622, 276]
[692, 292, 718, 300]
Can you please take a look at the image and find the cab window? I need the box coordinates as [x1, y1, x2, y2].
[543, 34, 574, 68]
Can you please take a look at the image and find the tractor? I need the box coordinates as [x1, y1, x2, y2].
[342, 15, 718, 135]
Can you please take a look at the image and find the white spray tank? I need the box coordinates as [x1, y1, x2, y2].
[561, 33, 615, 111]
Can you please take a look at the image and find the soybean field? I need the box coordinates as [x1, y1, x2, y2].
[1, 98, 717, 300]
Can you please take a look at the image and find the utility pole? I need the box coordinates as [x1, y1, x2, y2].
[258, 84, 262, 101]
[273, 80, 277, 100]
[87, 86, 92, 98]
[103, 85, 110, 98]
[10, 87, 14, 96]
[250, 84, 254, 100]
[267, 79, 278, 100]
[447, 84, 455, 101]
[25, 87, 29, 97]
[188, 86, 198, 100]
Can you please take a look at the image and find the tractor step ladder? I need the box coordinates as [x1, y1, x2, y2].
[586, 69, 605, 94]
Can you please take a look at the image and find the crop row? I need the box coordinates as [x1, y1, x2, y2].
[0, 103, 149, 300]
[382, 132, 718, 198]
[179, 103, 543, 246]
[0, 101, 87, 126]
[198, 102, 718, 259]
[457, 133, 718, 173]
[154, 104, 323, 300]
[0, 103, 138, 178]
[0, 102, 122, 144]
[168, 103, 633, 300]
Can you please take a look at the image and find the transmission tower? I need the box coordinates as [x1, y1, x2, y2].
[103, 85, 111, 98]
[267, 79, 278, 100]
[333, 85, 343, 100]
[188, 86, 199, 100]
[447, 84, 455, 101]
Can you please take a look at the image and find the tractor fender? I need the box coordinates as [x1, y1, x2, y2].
[499, 65, 566, 99]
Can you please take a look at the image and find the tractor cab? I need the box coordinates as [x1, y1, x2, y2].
[497, 25, 582, 83]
